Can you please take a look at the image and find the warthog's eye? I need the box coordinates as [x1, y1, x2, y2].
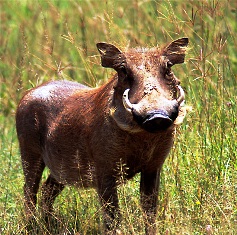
[167, 61, 173, 68]
[165, 61, 173, 77]
[117, 64, 134, 85]
[118, 63, 127, 74]
[119, 64, 128, 76]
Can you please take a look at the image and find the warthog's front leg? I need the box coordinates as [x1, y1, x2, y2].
[140, 168, 161, 235]
[97, 175, 121, 234]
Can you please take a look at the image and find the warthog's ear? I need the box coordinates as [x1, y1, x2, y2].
[96, 43, 126, 70]
[163, 38, 189, 65]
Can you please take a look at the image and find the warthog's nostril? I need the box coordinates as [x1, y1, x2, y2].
[132, 110, 176, 133]
[143, 111, 173, 132]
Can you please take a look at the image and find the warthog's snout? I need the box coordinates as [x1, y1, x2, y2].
[142, 106, 178, 132]
[123, 85, 185, 132]
[132, 103, 178, 132]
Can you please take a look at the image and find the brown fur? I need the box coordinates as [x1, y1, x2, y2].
[16, 38, 188, 234]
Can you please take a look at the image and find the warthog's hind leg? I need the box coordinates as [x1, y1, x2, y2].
[22, 154, 45, 218]
[40, 174, 64, 215]
[97, 175, 121, 234]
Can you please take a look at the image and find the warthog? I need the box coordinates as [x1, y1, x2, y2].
[16, 38, 188, 234]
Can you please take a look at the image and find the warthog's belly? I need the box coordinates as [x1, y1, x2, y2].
[43, 149, 97, 187]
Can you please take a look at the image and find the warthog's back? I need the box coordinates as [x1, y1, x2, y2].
[16, 81, 88, 137]
[17, 80, 88, 116]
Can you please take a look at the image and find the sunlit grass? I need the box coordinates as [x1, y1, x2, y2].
[1, 0, 236, 234]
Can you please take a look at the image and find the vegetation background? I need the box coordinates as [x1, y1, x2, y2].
[0, 0, 236, 234]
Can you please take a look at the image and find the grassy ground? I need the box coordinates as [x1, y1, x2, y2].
[0, 0, 237, 234]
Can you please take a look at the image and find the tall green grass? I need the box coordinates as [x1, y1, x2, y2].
[1, 1, 236, 234]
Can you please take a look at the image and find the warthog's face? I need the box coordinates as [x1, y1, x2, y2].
[97, 38, 188, 133]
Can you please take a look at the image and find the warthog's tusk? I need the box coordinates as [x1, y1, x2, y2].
[122, 89, 134, 113]
[176, 85, 185, 106]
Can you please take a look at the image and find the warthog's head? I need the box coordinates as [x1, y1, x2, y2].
[97, 38, 188, 133]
